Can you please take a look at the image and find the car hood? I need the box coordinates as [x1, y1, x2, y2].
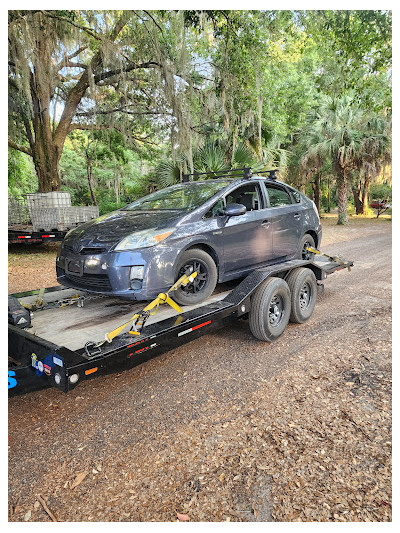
[63, 209, 185, 250]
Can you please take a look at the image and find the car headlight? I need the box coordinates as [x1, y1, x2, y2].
[114, 228, 176, 251]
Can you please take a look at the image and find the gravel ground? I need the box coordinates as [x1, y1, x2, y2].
[8, 218, 392, 522]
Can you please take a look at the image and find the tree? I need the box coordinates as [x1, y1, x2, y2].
[351, 114, 391, 215]
[8, 149, 38, 196]
[8, 10, 205, 191]
[301, 95, 365, 224]
[369, 183, 392, 218]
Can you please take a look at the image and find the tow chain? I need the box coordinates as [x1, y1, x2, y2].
[83, 269, 198, 357]
[306, 246, 352, 271]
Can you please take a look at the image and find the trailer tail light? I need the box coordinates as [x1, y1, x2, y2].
[17, 236, 31, 239]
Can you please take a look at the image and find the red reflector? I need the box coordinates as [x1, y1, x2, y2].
[17, 236, 26, 239]
[192, 320, 211, 331]
[41, 235, 50, 238]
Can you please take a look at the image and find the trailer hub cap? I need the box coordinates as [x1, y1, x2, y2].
[269, 295, 284, 327]
[299, 282, 311, 310]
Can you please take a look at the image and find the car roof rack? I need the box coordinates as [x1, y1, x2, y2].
[182, 167, 253, 182]
[182, 167, 280, 182]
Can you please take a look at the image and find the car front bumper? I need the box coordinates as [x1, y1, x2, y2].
[56, 245, 178, 301]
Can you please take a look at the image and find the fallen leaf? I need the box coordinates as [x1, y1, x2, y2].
[24, 510, 31, 521]
[177, 513, 190, 521]
[70, 471, 88, 489]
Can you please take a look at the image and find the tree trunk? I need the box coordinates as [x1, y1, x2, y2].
[87, 164, 97, 206]
[352, 187, 363, 215]
[312, 173, 321, 214]
[361, 174, 371, 213]
[336, 166, 349, 225]
[326, 177, 331, 213]
[29, 38, 63, 192]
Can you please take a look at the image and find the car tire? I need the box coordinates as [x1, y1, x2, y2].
[173, 248, 218, 306]
[286, 267, 317, 323]
[299, 233, 316, 261]
[249, 277, 291, 342]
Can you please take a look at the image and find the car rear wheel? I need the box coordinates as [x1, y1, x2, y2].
[173, 248, 218, 306]
[299, 233, 316, 261]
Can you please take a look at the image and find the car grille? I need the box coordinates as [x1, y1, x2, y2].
[64, 272, 112, 291]
[63, 244, 107, 255]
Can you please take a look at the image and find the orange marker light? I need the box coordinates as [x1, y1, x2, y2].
[85, 367, 98, 375]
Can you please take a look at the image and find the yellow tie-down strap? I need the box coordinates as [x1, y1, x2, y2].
[104, 271, 198, 344]
[306, 247, 351, 271]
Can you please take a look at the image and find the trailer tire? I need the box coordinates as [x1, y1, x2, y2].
[173, 248, 218, 306]
[249, 277, 291, 342]
[286, 267, 317, 323]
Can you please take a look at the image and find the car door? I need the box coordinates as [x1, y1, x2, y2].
[264, 183, 302, 258]
[205, 181, 273, 277]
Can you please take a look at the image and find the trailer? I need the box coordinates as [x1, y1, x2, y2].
[8, 227, 68, 245]
[8, 192, 98, 245]
[8, 252, 353, 397]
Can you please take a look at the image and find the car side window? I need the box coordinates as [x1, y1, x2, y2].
[204, 198, 225, 218]
[290, 189, 302, 203]
[225, 183, 263, 211]
[204, 182, 263, 218]
[266, 185, 293, 207]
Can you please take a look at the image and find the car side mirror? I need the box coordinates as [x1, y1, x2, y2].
[224, 203, 247, 217]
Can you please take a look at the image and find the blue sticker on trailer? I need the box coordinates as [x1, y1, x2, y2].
[8, 371, 17, 389]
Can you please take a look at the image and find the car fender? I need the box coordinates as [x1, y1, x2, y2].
[173, 237, 224, 281]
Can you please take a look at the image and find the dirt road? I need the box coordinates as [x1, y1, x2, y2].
[8, 221, 392, 522]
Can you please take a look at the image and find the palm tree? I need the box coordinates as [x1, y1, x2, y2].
[352, 115, 391, 214]
[301, 94, 366, 225]
[155, 138, 290, 188]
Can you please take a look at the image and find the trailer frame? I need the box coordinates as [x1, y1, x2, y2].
[8, 257, 353, 397]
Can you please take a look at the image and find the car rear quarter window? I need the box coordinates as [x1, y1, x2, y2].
[266, 185, 293, 207]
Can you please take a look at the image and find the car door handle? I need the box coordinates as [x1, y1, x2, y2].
[294, 213, 301, 219]
[261, 220, 270, 227]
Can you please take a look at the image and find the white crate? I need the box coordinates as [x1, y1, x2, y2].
[8, 197, 30, 225]
[27, 192, 71, 213]
[30, 206, 99, 232]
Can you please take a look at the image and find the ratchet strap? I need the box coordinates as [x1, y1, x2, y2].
[306, 246, 352, 271]
[103, 270, 198, 344]
[21, 288, 84, 311]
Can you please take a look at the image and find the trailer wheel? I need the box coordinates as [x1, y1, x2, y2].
[249, 277, 291, 342]
[286, 267, 317, 323]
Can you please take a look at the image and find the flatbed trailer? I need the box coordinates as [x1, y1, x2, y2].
[8, 227, 67, 245]
[8, 256, 353, 397]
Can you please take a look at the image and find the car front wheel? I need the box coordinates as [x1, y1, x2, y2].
[173, 248, 218, 306]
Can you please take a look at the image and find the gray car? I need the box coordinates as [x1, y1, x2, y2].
[56, 175, 322, 305]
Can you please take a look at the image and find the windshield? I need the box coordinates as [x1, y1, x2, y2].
[122, 181, 231, 211]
